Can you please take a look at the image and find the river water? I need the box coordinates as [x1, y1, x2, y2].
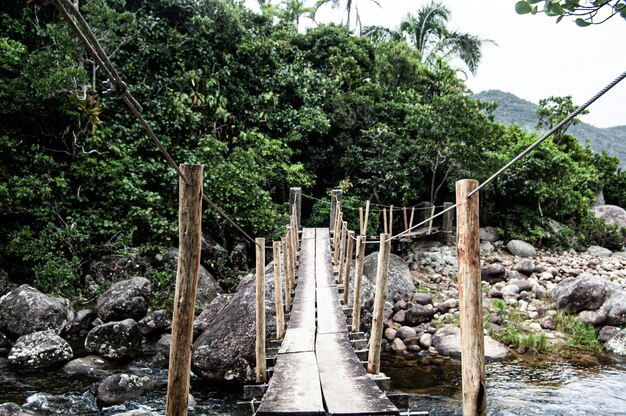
[1, 354, 625, 415]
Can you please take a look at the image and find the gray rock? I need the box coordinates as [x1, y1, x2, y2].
[604, 328, 626, 356]
[0, 285, 72, 338]
[480, 227, 500, 242]
[85, 319, 142, 360]
[192, 263, 277, 382]
[481, 264, 506, 284]
[96, 373, 157, 407]
[587, 245, 613, 258]
[156, 334, 172, 357]
[63, 355, 115, 379]
[358, 253, 415, 304]
[512, 259, 535, 276]
[405, 304, 435, 326]
[436, 298, 459, 314]
[419, 333, 432, 349]
[193, 294, 231, 339]
[138, 310, 171, 336]
[0, 403, 41, 415]
[592, 205, 626, 230]
[412, 293, 433, 306]
[431, 326, 509, 359]
[96, 277, 151, 322]
[506, 240, 536, 258]
[578, 309, 608, 326]
[392, 310, 406, 324]
[111, 410, 156, 416]
[230, 242, 249, 271]
[63, 309, 96, 349]
[384, 328, 397, 341]
[8, 331, 73, 368]
[509, 279, 533, 292]
[165, 248, 220, 308]
[201, 234, 228, 264]
[598, 326, 620, 343]
[396, 326, 417, 340]
[391, 338, 407, 352]
[0, 269, 15, 297]
[501, 284, 520, 297]
[598, 290, 626, 326]
[553, 273, 611, 313]
[540, 316, 557, 330]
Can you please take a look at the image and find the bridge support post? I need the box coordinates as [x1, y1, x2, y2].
[351, 235, 366, 332]
[442, 201, 454, 243]
[330, 189, 342, 232]
[166, 164, 203, 416]
[255, 237, 267, 384]
[456, 179, 486, 416]
[367, 233, 391, 375]
[273, 241, 285, 339]
[282, 236, 292, 312]
[337, 221, 347, 282]
[289, 187, 302, 231]
[343, 230, 355, 305]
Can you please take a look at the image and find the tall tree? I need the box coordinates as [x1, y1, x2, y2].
[312, 0, 381, 31]
[399, 0, 494, 75]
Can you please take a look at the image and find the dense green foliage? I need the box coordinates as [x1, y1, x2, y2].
[515, 0, 626, 26]
[1, 0, 624, 301]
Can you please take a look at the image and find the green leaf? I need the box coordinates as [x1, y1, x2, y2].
[515, 1, 533, 14]
[556, 15, 564, 23]
[529, 0, 544, 3]
[575, 17, 591, 26]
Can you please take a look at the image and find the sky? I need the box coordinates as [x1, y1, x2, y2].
[244, 0, 626, 128]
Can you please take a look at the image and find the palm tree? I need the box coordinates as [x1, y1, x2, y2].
[312, 0, 381, 31]
[399, 1, 494, 75]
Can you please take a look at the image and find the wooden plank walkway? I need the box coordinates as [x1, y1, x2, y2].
[256, 228, 399, 416]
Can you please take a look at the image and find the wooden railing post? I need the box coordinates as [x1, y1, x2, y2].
[273, 241, 285, 339]
[442, 201, 454, 243]
[330, 189, 342, 231]
[388, 205, 393, 235]
[255, 237, 267, 384]
[456, 179, 486, 416]
[337, 221, 347, 283]
[282, 236, 292, 312]
[351, 235, 366, 332]
[343, 230, 355, 305]
[363, 200, 370, 236]
[166, 164, 203, 416]
[289, 187, 302, 231]
[367, 233, 391, 375]
[382, 208, 388, 234]
[427, 204, 436, 234]
[333, 216, 344, 265]
[409, 207, 415, 232]
[403, 207, 408, 232]
[419, 201, 432, 224]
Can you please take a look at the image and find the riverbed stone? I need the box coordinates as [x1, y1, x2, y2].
[512, 259, 535, 276]
[392, 310, 406, 324]
[8, 331, 73, 368]
[480, 227, 500, 242]
[165, 248, 221, 308]
[138, 310, 171, 337]
[412, 293, 433, 306]
[192, 263, 277, 382]
[592, 205, 626, 231]
[481, 264, 506, 284]
[540, 316, 557, 330]
[0, 403, 40, 416]
[96, 373, 157, 407]
[553, 273, 610, 313]
[156, 334, 172, 357]
[358, 253, 415, 304]
[384, 328, 397, 342]
[63, 355, 115, 379]
[96, 277, 151, 322]
[405, 304, 435, 326]
[85, 319, 142, 360]
[432, 325, 509, 359]
[598, 326, 620, 343]
[506, 240, 536, 258]
[419, 333, 432, 349]
[0, 285, 72, 338]
[193, 294, 231, 339]
[604, 328, 626, 356]
[587, 246, 613, 258]
[599, 290, 626, 326]
[396, 326, 417, 340]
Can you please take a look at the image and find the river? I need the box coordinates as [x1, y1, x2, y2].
[1, 354, 625, 415]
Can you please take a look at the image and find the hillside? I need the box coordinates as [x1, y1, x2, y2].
[474, 90, 626, 167]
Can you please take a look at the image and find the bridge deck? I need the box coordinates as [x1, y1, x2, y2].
[256, 228, 399, 416]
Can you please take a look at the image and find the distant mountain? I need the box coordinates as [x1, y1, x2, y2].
[474, 90, 626, 167]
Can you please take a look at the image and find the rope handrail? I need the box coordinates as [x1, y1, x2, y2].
[302, 193, 445, 213]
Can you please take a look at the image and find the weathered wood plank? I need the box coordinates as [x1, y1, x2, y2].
[316, 333, 399, 416]
[315, 228, 335, 288]
[255, 352, 325, 416]
[293, 235, 316, 305]
[278, 327, 316, 354]
[316, 286, 347, 335]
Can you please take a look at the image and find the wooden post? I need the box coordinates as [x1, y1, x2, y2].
[363, 200, 370, 237]
[289, 187, 302, 231]
[382, 208, 388, 234]
[359, 207, 364, 236]
[388, 205, 393, 235]
[330, 189, 342, 231]
[403, 207, 408, 232]
[332, 209, 341, 252]
[273, 241, 285, 339]
[291, 208, 299, 259]
[282, 236, 292, 312]
[166, 164, 203, 416]
[337, 221, 347, 283]
[367, 233, 391, 375]
[333, 216, 343, 265]
[255, 237, 267, 384]
[409, 207, 415, 231]
[443, 201, 454, 243]
[351, 235, 366, 332]
[456, 179, 486, 416]
[343, 230, 355, 305]
[419, 201, 432, 223]
[427, 204, 436, 234]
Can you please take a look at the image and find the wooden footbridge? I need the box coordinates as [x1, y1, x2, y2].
[255, 227, 399, 415]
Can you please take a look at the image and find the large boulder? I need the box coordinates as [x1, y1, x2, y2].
[353, 253, 415, 304]
[604, 328, 626, 356]
[431, 325, 509, 359]
[592, 205, 626, 229]
[85, 319, 142, 360]
[8, 331, 73, 368]
[201, 235, 228, 264]
[63, 355, 115, 379]
[96, 374, 157, 407]
[138, 310, 171, 337]
[479, 227, 500, 242]
[405, 304, 435, 326]
[63, 309, 96, 352]
[88, 249, 150, 286]
[165, 248, 220, 308]
[586, 246, 612, 258]
[192, 264, 276, 382]
[506, 240, 536, 258]
[0, 285, 73, 338]
[553, 273, 611, 313]
[193, 294, 231, 339]
[480, 264, 506, 284]
[0, 403, 41, 415]
[96, 277, 151, 322]
[581, 290, 626, 327]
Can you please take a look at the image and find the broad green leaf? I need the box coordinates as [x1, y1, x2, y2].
[515, 1, 533, 14]
[575, 17, 591, 26]
[529, 0, 543, 3]
[556, 15, 564, 23]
